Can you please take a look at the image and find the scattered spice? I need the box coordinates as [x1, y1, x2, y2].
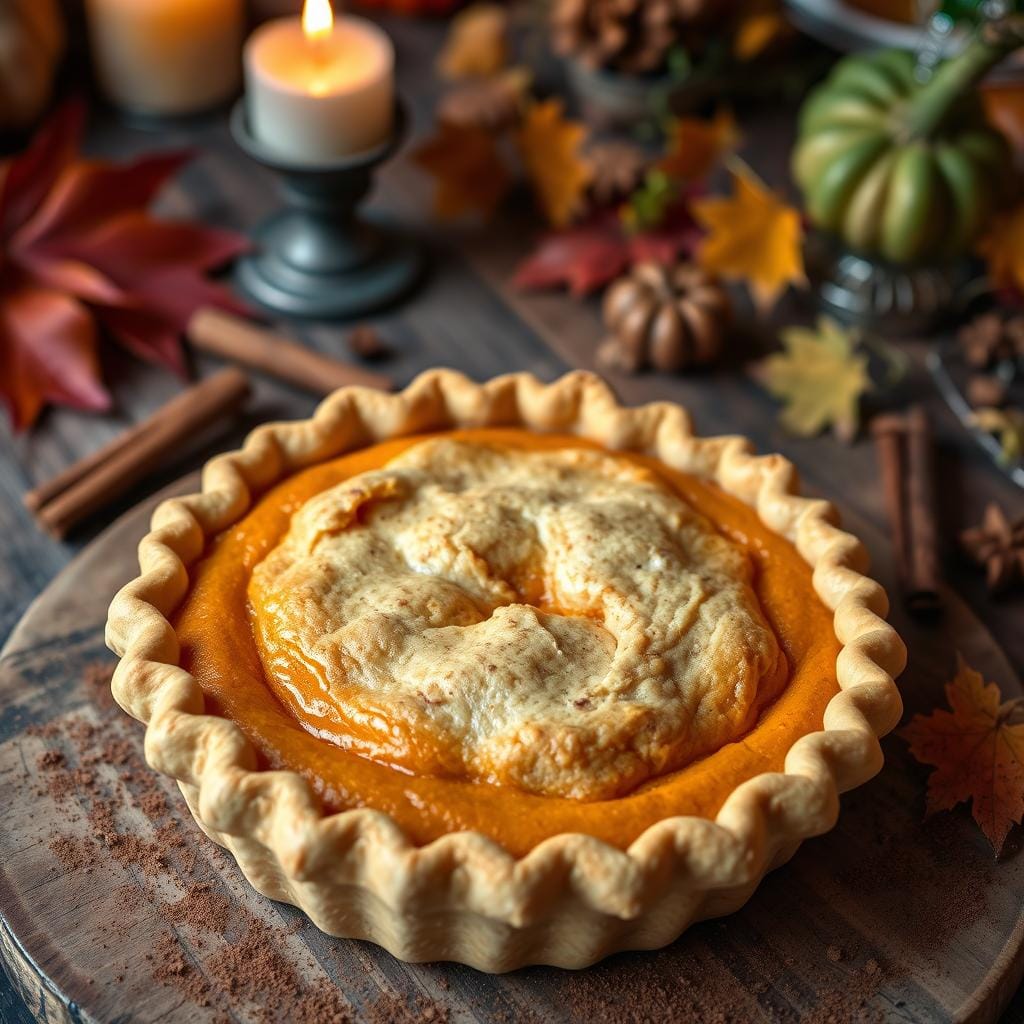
[960, 502, 1024, 594]
[19, 657, 990, 1023]
[956, 311, 1024, 369]
[966, 374, 1008, 409]
[347, 324, 392, 362]
[438, 69, 529, 132]
[364, 992, 449, 1024]
[586, 140, 648, 207]
[49, 834, 97, 873]
[163, 882, 232, 934]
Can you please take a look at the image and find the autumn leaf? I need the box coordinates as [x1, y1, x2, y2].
[902, 657, 1024, 856]
[692, 162, 805, 313]
[978, 201, 1024, 294]
[437, 3, 509, 80]
[517, 99, 592, 228]
[513, 206, 700, 296]
[659, 109, 740, 184]
[757, 316, 870, 441]
[0, 283, 108, 429]
[734, 2, 790, 61]
[972, 406, 1024, 464]
[412, 121, 512, 221]
[0, 101, 249, 431]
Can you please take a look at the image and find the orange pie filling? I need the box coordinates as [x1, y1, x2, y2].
[175, 428, 841, 856]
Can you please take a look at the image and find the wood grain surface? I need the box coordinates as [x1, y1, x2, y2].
[1, 15, 1022, 1024]
[0, 464, 1021, 1024]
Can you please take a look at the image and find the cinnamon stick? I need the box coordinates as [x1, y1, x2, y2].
[34, 368, 251, 540]
[870, 413, 909, 591]
[187, 307, 391, 395]
[904, 406, 942, 614]
[871, 406, 943, 616]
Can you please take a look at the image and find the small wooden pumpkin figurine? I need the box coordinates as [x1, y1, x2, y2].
[0, 0, 65, 131]
[599, 261, 731, 374]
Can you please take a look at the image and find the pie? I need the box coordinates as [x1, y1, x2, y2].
[107, 370, 905, 970]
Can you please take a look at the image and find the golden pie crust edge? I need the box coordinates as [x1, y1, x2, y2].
[105, 369, 905, 971]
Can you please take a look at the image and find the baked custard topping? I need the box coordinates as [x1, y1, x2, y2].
[249, 440, 786, 800]
[176, 429, 840, 854]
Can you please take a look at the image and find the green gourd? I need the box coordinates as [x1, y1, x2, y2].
[792, 20, 1024, 265]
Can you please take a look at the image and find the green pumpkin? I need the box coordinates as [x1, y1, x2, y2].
[793, 23, 1023, 265]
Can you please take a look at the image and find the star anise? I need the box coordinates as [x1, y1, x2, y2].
[957, 312, 1024, 369]
[967, 374, 1008, 408]
[961, 502, 1024, 594]
[347, 324, 392, 361]
[586, 140, 648, 207]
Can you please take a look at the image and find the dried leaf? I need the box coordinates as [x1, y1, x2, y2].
[901, 657, 1024, 856]
[513, 207, 700, 296]
[437, 3, 508, 80]
[0, 282, 108, 429]
[972, 406, 1024, 464]
[960, 502, 1024, 594]
[659, 109, 740, 184]
[0, 101, 249, 431]
[734, 6, 789, 61]
[517, 99, 592, 228]
[757, 316, 870, 441]
[979, 201, 1024, 295]
[692, 163, 805, 313]
[413, 121, 512, 221]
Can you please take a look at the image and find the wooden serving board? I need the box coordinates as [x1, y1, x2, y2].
[0, 472, 1022, 1024]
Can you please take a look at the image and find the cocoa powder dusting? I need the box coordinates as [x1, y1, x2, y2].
[163, 883, 232, 934]
[49, 834, 97, 873]
[26, 660, 969, 1023]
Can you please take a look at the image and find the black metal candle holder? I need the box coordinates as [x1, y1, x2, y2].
[230, 99, 421, 320]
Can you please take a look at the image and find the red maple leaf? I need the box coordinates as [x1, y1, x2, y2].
[0, 102, 249, 430]
[512, 205, 702, 297]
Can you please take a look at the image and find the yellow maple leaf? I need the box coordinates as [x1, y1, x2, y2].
[437, 3, 508, 81]
[693, 164, 805, 312]
[979, 201, 1024, 293]
[412, 122, 511, 221]
[659, 108, 740, 184]
[901, 656, 1024, 857]
[734, 4, 789, 62]
[517, 99, 592, 228]
[757, 316, 870, 441]
[972, 406, 1024, 464]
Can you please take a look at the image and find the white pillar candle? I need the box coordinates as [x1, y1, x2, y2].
[85, 0, 244, 117]
[244, 0, 395, 163]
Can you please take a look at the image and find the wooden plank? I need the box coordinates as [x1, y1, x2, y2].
[0, 461, 1021, 1024]
[0, 12, 1020, 1020]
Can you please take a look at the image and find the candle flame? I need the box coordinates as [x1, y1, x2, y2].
[302, 0, 333, 41]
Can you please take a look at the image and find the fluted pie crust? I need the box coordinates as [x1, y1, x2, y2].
[106, 370, 905, 971]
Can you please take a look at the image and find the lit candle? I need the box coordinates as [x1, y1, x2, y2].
[244, 0, 395, 162]
[85, 0, 243, 117]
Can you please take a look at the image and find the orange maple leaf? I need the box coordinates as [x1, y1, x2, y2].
[437, 3, 509, 80]
[734, 4, 789, 61]
[517, 99, 592, 228]
[412, 121, 511, 221]
[901, 657, 1024, 857]
[978, 200, 1024, 294]
[692, 163, 805, 313]
[659, 109, 740, 184]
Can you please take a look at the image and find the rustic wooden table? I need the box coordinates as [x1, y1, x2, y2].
[1, 16, 1022, 1024]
